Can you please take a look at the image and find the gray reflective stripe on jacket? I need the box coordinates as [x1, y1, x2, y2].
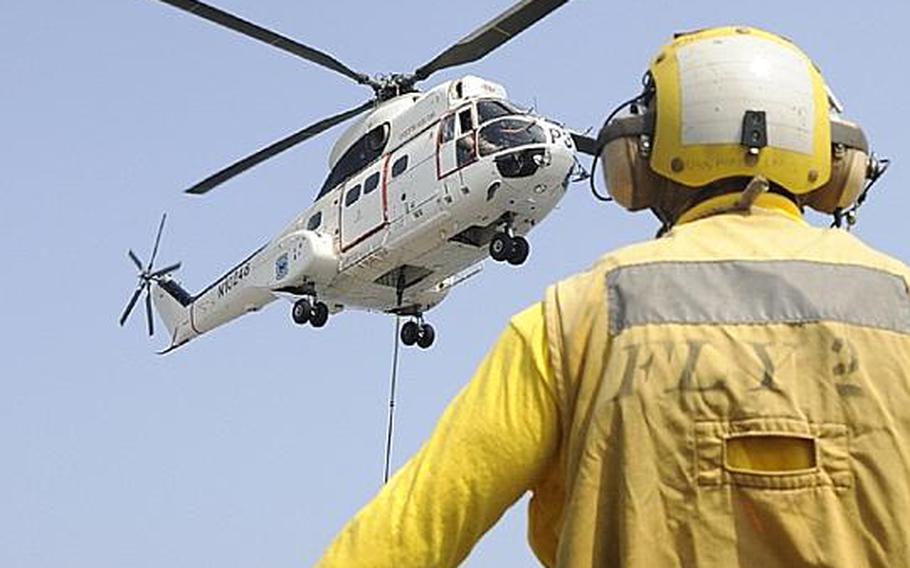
[607, 260, 910, 335]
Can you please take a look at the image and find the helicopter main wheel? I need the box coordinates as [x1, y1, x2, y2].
[310, 301, 329, 328]
[416, 323, 436, 349]
[489, 232, 512, 262]
[292, 298, 311, 325]
[507, 235, 530, 266]
[401, 320, 420, 346]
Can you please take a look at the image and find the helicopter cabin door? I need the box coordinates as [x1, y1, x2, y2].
[436, 105, 476, 182]
[340, 165, 386, 250]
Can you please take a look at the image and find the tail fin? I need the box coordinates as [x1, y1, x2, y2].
[151, 278, 193, 340]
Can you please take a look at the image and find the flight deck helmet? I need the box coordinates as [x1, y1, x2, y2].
[599, 27, 874, 221]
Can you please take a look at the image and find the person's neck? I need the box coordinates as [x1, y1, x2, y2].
[675, 192, 804, 226]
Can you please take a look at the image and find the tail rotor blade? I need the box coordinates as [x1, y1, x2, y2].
[128, 250, 144, 271]
[150, 262, 182, 278]
[145, 290, 155, 337]
[122, 213, 174, 337]
[148, 213, 167, 269]
[120, 286, 144, 326]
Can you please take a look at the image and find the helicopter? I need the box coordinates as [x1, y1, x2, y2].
[119, 0, 598, 353]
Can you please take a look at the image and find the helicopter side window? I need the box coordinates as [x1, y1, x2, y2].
[318, 122, 391, 200]
[440, 115, 456, 144]
[478, 118, 547, 157]
[307, 211, 322, 230]
[392, 155, 409, 177]
[458, 109, 474, 134]
[363, 171, 380, 195]
[477, 100, 521, 124]
[345, 184, 361, 207]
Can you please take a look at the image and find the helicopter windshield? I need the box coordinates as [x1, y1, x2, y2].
[477, 99, 524, 125]
[478, 118, 547, 157]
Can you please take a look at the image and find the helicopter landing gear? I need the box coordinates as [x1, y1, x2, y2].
[400, 317, 435, 349]
[489, 230, 530, 266]
[292, 297, 329, 328]
[507, 235, 530, 265]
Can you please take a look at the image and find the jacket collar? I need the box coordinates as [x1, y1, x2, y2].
[675, 192, 806, 226]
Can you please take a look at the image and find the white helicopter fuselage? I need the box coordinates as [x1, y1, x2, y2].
[152, 75, 578, 351]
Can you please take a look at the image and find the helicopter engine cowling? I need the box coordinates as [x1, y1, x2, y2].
[278, 230, 339, 286]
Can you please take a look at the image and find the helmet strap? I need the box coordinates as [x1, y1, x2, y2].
[732, 176, 771, 211]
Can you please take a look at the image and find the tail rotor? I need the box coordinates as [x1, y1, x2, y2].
[119, 213, 182, 336]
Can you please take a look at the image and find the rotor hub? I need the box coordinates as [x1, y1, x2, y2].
[372, 74, 419, 101]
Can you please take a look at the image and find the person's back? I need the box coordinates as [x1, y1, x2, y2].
[318, 26, 909, 567]
[545, 204, 910, 566]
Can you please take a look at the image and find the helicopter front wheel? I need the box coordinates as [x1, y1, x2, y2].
[489, 232, 530, 266]
[507, 236, 530, 266]
[489, 232, 512, 262]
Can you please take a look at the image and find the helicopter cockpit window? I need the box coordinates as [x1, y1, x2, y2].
[477, 100, 523, 124]
[478, 118, 546, 157]
[307, 211, 322, 231]
[440, 115, 456, 144]
[345, 184, 361, 207]
[363, 171, 380, 195]
[458, 109, 474, 134]
[318, 122, 391, 200]
[392, 155, 408, 177]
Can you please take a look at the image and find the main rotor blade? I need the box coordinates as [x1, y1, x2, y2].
[156, 0, 372, 86]
[150, 262, 182, 278]
[120, 286, 144, 326]
[128, 249, 144, 271]
[148, 213, 167, 269]
[570, 132, 598, 156]
[413, 0, 569, 81]
[185, 99, 375, 195]
[145, 290, 155, 337]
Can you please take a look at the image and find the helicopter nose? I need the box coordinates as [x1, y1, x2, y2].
[494, 148, 549, 178]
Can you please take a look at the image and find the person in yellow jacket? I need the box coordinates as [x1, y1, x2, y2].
[318, 27, 909, 567]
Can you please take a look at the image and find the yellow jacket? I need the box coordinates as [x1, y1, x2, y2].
[318, 195, 910, 567]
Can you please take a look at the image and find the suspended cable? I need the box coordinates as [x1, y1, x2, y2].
[383, 315, 403, 484]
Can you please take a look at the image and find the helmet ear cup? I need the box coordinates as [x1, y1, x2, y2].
[601, 137, 663, 211]
[804, 148, 868, 214]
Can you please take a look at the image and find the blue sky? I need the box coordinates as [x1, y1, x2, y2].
[2, 1, 909, 566]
